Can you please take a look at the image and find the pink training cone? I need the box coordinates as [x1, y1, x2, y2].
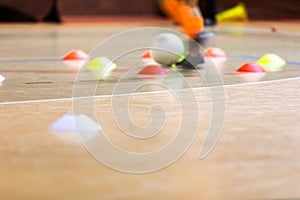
[204, 47, 227, 58]
[63, 50, 89, 60]
[236, 62, 266, 73]
[138, 65, 169, 75]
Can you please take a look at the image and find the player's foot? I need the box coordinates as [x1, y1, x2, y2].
[176, 53, 205, 69]
[199, 31, 215, 39]
[204, 18, 217, 26]
[195, 30, 215, 48]
[43, 0, 61, 23]
[177, 2, 204, 40]
[159, 0, 205, 40]
[160, 0, 181, 24]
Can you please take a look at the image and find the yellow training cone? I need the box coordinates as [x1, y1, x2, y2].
[86, 57, 117, 79]
[257, 53, 286, 72]
[216, 3, 248, 22]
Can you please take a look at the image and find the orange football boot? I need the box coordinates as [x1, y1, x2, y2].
[177, 1, 204, 39]
[160, 0, 181, 23]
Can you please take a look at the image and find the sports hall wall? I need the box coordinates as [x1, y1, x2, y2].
[0, 0, 299, 21]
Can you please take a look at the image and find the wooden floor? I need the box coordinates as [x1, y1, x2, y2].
[0, 20, 300, 199]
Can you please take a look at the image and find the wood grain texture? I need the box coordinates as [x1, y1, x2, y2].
[0, 21, 299, 199]
[0, 79, 300, 199]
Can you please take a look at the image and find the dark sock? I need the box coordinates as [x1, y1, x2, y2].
[43, 0, 61, 23]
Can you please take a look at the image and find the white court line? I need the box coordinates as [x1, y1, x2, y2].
[1, 75, 300, 105]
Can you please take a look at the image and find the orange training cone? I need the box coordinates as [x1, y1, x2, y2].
[63, 50, 89, 60]
[141, 50, 152, 59]
[236, 62, 266, 73]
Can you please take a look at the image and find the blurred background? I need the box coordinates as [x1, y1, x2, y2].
[0, 0, 299, 23]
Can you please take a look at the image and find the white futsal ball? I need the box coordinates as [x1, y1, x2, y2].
[151, 33, 185, 66]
